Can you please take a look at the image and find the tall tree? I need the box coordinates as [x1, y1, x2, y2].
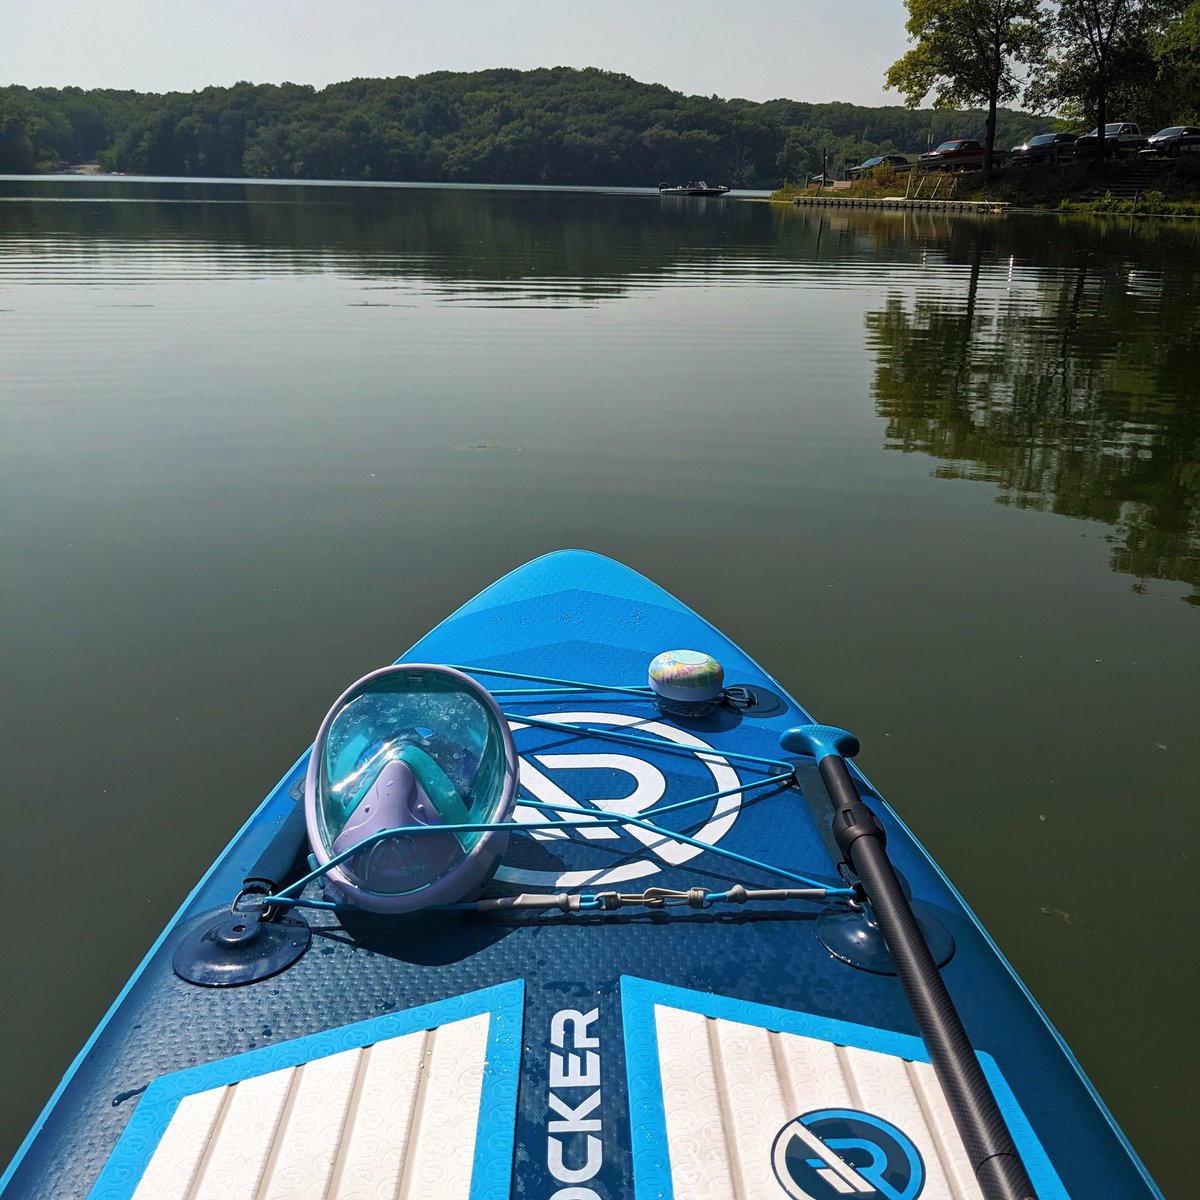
[0, 92, 38, 172]
[1151, 0, 1200, 123]
[885, 0, 1045, 174]
[1031, 1, 1180, 150]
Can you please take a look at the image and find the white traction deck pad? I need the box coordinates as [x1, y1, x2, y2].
[621, 976, 1068, 1200]
[130, 1014, 488, 1200]
[88, 982, 523, 1200]
[654, 1003, 979, 1199]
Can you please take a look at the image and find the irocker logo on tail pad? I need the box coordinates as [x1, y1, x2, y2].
[772, 1109, 926, 1200]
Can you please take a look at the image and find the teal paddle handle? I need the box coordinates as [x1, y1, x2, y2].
[779, 724, 860, 763]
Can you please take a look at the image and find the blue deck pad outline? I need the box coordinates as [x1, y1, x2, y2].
[619, 976, 1069, 1200]
[87, 980, 525, 1200]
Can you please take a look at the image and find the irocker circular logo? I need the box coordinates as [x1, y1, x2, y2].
[771, 1109, 926, 1200]
[496, 711, 742, 890]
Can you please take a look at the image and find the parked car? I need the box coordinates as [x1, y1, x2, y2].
[1010, 132, 1077, 164]
[847, 153, 912, 178]
[1074, 123, 1147, 154]
[917, 139, 983, 169]
[1142, 125, 1200, 157]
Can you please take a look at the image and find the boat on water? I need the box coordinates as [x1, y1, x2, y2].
[658, 180, 731, 196]
[1, 551, 1163, 1200]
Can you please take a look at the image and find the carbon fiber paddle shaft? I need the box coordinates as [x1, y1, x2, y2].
[821, 754, 1037, 1200]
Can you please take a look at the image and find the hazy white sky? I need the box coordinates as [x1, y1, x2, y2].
[4, 0, 915, 107]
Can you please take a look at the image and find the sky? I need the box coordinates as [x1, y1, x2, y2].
[3, 0, 916, 108]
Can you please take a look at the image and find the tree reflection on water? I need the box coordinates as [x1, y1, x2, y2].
[864, 217, 1200, 604]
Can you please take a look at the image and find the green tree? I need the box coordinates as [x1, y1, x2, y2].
[885, 0, 1045, 174]
[0, 92, 38, 172]
[1030, 1, 1180, 149]
[1149, 0, 1200, 124]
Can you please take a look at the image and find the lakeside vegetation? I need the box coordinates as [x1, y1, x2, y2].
[772, 156, 1200, 214]
[0, 69, 1043, 187]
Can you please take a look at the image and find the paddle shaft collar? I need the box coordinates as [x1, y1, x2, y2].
[819, 751, 1037, 1200]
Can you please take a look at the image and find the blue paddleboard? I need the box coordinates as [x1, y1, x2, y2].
[0, 551, 1161, 1199]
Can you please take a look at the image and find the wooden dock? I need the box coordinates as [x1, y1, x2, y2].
[792, 196, 1009, 213]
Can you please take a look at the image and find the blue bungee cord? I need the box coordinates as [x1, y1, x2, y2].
[273, 667, 853, 917]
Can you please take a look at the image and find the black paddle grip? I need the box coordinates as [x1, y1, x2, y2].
[819, 754, 1037, 1200]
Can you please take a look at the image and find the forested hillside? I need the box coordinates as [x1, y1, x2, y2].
[0, 68, 1043, 185]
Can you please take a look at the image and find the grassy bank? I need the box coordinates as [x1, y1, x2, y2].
[773, 158, 1200, 216]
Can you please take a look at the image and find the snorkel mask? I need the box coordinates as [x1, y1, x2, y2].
[304, 664, 518, 913]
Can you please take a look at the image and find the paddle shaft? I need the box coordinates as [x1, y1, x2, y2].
[820, 754, 1037, 1200]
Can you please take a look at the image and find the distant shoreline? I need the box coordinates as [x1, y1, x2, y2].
[3, 69, 1041, 191]
[12, 172, 776, 198]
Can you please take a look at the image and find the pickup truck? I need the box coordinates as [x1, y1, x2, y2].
[1074, 123, 1148, 154]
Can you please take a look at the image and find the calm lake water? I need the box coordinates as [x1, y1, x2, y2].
[2, 177, 1196, 1195]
